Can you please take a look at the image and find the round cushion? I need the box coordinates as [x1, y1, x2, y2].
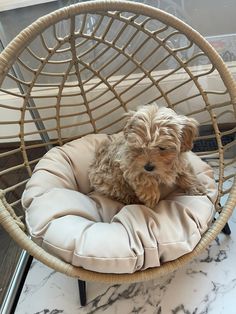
[22, 134, 217, 274]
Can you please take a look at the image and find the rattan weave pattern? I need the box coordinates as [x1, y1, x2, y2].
[0, 1, 235, 283]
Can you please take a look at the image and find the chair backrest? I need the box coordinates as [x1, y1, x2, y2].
[0, 1, 235, 212]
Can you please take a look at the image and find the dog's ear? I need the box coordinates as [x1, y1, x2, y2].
[123, 110, 136, 139]
[180, 117, 199, 152]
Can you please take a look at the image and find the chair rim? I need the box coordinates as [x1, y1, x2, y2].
[0, 0, 236, 283]
[1, 182, 236, 284]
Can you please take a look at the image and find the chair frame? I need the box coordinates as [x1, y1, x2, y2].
[0, 0, 235, 296]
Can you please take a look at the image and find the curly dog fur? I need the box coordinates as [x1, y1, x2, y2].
[88, 104, 206, 208]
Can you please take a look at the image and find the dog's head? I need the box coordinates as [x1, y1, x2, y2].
[123, 104, 198, 176]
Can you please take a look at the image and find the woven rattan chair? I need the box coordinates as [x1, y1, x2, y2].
[0, 0, 235, 305]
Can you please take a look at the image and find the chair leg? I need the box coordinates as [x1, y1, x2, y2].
[78, 280, 87, 306]
[213, 215, 231, 235]
[222, 222, 231, 235]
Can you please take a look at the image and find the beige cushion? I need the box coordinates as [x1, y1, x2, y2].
[22, 134, 217, 274]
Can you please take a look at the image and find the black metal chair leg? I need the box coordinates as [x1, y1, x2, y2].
[213, 215, 231, 235]
[222, 222, 231, 235]
[78, 280, 87, 306]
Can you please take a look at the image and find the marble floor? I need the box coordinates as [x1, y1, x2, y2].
[14, 163, 236, 314]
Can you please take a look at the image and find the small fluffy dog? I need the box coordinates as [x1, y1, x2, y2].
[88, 105, 206, 208]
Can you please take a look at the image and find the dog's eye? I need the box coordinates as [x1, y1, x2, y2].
[158, 146, 166, 151]
[134, 148, 144, 154]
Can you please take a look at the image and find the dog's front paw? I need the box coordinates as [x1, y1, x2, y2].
[130, 174, 161, 209]
[186, 184, 207, 196]
[141, 190, 161, 209]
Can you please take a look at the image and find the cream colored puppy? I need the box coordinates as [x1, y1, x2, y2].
[88, 104, 206, 208]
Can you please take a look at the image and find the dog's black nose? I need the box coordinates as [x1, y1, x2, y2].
[144, 163, 155, 172]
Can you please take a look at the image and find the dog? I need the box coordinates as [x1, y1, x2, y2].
[88, 104, 206, 209]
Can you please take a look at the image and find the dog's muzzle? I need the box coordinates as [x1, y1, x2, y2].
[144, 163, 155, 172]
